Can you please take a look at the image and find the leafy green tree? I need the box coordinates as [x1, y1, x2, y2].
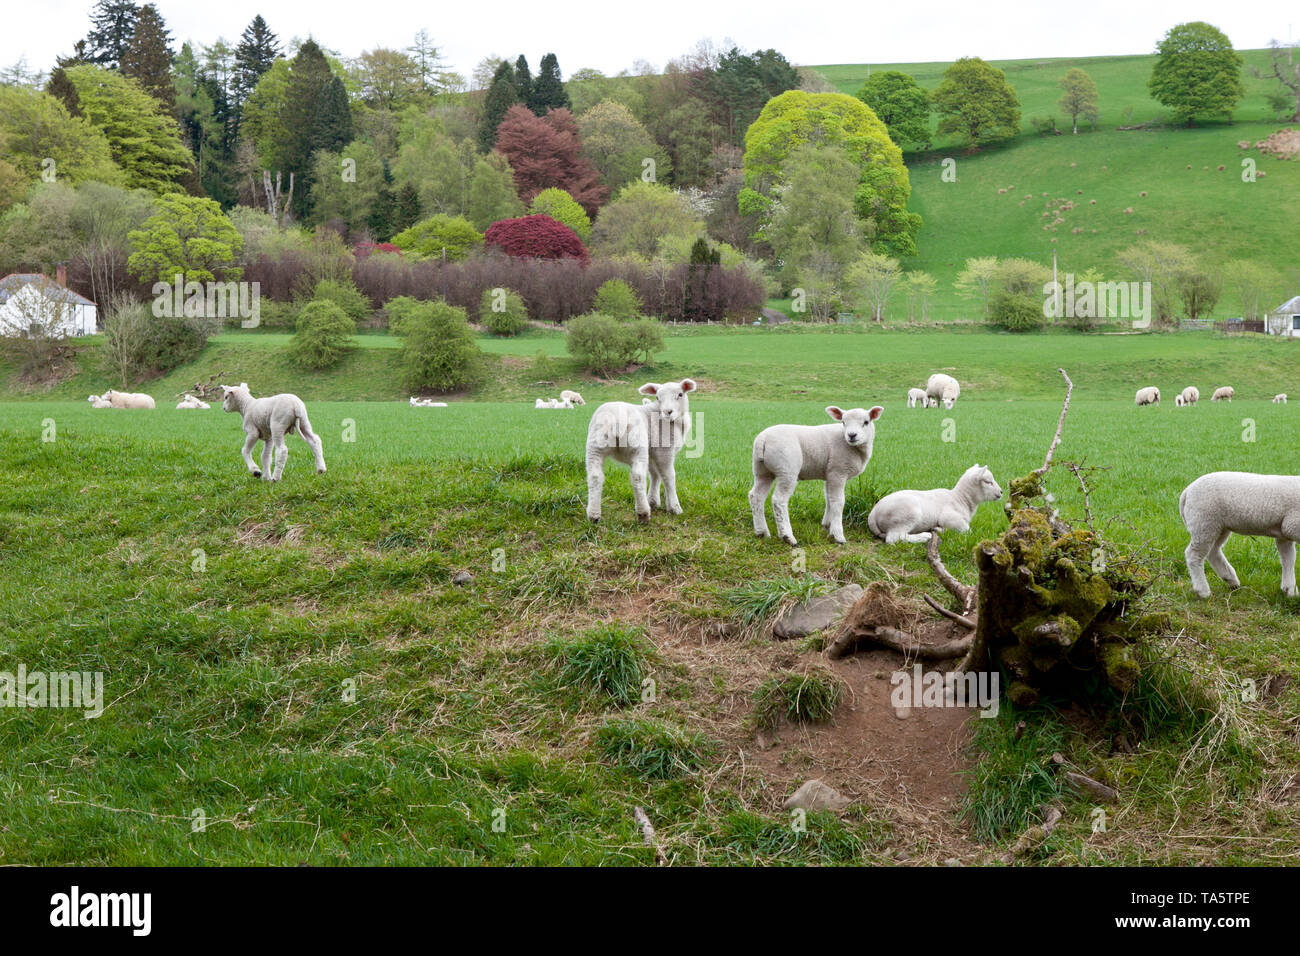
[309, 141, 385, 231]
[127, 193, 243, 283]
[591, 181, 703, 258]
[0, 85, 121, 188]
[954, 256, 999, 319]
[856, 71, 931, 149]
[530, 53, 570, 113]
[467, 153, 524, 229]
[479, 287, 529, 335]
[707, 47, 800, 144]
[290, 299, 356, 369]
[742, 90, 920, 256]
[390, 214, 483, 260]
[268, 40, 352, 214]
[353, 48, 421, 108]
[901, 271, 938, 321]
[845, 250, 902, 322]
[395, 299, 482, 393]
[64, 65, 194, 194]
[120, 4, 174, 110]
[576, 100, 671, 189]
[764, 144, 862, 291]
[1058, 68, 1100, 134]
[931, 57, 1021, 145]
[528, 188, 591, 242]
[85, 0, 138, 70]
[478, 61, 520, 151]
[173, 42, 236, 204]
[1148, 21, 1244, 124]
[593, 279, 642, 320]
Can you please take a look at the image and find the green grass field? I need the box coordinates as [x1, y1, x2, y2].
[2, 328, 1298, 864]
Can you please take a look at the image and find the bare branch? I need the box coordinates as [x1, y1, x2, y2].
[827, 625, 973, 661]
[925, 531, 976, 614]
[1035, 368, 1073, 477]
[922, 593, 976, 630]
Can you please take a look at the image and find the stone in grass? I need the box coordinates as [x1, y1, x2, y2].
[772, 584, 863, 640]
[783, 779, 852, 812]
[452, 570, 473, 586]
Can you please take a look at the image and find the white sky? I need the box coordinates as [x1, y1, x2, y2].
[3, 0, 1296, 80]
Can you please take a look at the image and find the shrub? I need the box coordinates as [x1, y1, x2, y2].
[548, 624, 651, 705]
[566, 312, 664, 375]
[390, 214, 484, 262]
[624, 317, 664, 365]
[484, 214, 588, 262]
[309, 278, 371, 323]
[394, 299, 483, 393]
[528, 188, 592, 242]
[752, 670, 844, 728]
[290, 299, 357, 370]
[384, 295, 426, 337]
[592, 278, 641, 321]
[478, 287, 529, 336]
[989, 290, 1045, 332]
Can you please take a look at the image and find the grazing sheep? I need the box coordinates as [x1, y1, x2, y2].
[907, 387, 928, 408]
[561, 389, 586, 406]
[925, 373, 960, 409]
[868, 464, 1004, 544]
[1274, 393, 1288, 404]
[585, 379, 696, 522]
[1180, 471, 1300, 598]
[749, 404, 884, 546]
[1211, 386, 1234, 402]
[220, 383, 326, 481]
[1180, 385, 1199, 406]
[1134, 386, 1160, 406]
[100, 389, 156, 410]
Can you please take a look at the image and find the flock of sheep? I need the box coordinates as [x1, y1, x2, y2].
[1136, 384, 1287, 407]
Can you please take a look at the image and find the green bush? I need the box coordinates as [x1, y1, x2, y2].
[566, 312, 664, 375]
[310, 278, 371, 323]
[243, 299, 297, 330]
[548, 625, 651, 706]
[478, 287, 529, 336]
[394, 299, 483, 393]
[624, 317, 664, 365]
[528, 188, 592, 242]
[989, 290, 1045, 332]
[390, 214, 483, 261]
[289, 299, 357, 370]
[592, 278, 642, 321]
[752, 670, 844, 728]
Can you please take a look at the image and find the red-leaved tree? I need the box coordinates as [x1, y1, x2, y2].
[484, 215, 589, 262]
[493, 106, 609, 216]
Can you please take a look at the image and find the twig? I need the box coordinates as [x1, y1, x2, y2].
[925, 532, 976, 615]
[1065, 461, 1095, 530]
[633, 806, 666, 865]
[997, 807, 1063, 864]
[1035, 368, 1073, 476]
[922, 593, 976, 630]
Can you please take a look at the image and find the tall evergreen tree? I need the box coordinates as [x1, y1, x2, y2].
[277, 40, 351, 214]
[85, 0, 139, 70]
[513, 55, 532, 104]
[121, 4, 174, 109]
[393, 182, 422, 233]
[233, 15, 281, 108]
[477, 61, 520, 151]
[529, 53, 569, 114]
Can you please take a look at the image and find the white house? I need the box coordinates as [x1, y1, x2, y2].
[0, 272, 98, 338]
[1267, 295, 1300, 338]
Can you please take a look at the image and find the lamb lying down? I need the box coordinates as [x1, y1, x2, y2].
[1180, 471, 1300, 598]
[868, 464, 1003, 544]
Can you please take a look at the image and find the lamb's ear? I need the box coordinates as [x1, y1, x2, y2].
[826, 406, 844, 421]
[867, 405, 883, 421]
[680, 378, 697, 392]
[638, 383, 660, 397]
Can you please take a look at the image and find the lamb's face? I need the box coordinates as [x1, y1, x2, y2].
[826, 405, 883, 449]
[639, 379, 696, 423]
[220, 385, 248, 413]
[965, 464, 1003, 502]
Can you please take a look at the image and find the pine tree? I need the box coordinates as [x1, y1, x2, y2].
[393, 182, 422, 234]
[513, 55, 532, 105]
[233, 15, 281, 107]
[366, 159, 397, 240]
[121, 4, 174, 109]
[85, 0, 139, 70]
[529, 53, 569, 114]
[477, 61, 520, 151]
[277, 40, 351, 215]
[313, 77, 353, 154]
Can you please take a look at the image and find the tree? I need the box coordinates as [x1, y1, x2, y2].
[528, 188, 591, 242]
[85, 0, 138, 70]
[1222, 259, 1275, 319]
[846, 251, 902, 322]
[309, 142, 385, 234]
[706, 47, 800, 144]
[530, 53, 569, 113]
[478, 61, 520, 151]
[484, 215, 587, 261]
[1057, 68, 1099, 134]
[493, 105, 608, 214]
[931, 57, 1021, 145]
[1179, 266, 1221, 320]
[233, 15, 281, 109]
[290, 299, 356, 369]
[70, 181, 157, 309]
[395, 299, 482, 393]
[901, 271, 938, 321]
[1257, 40, 1300, 122]
[764, 145, 862, 293]
[407, 29, 447, 95]
[593, 279, 642, 320]
[127, 193, 243, 283]
[353, 48, 421, 108]
[856, 71, 931, 149]
[276, 40, 353, 215]
[576, 100, 672, 190]
[479, 287, 529, 335]
[390, 214, 483, 261]
[0, 86, 121, 189]
[1117, 240, 1193, 323]
[742, 90, 920, 256]
[989, 289, 1044, 331]
[120, 4, 173, 109]
[954, 256, 999, 319]
[591, 181, 703, 259]
[513, 55, 533, 105]
[466, 153, 524, 229]
[1148, 22, 1244, 125]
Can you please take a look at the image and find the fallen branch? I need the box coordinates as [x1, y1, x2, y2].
[1064, 771, 1119, 803]
[827, 625, 972, 661]
[925, 532, 976, 615]
[997, 806, 1063, 864]
[633, 805, 666, 865]
[922, 593, 975, 630]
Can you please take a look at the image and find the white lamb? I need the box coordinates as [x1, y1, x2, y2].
[1211, 386, 1234, 402]
[220, 382, 326, 481]
[176, 394, 210, 409]
[925, 373, 960, 409]
[1174, 395, 1186, 408]
[749, 404, 884, 546]
[1134, 386, 1160, 406]
[87, 394, 113, 409]
[867, 464, 1003, 544]
[907, 387, 928, 408]
[1180, 386, 1199, 406]
[100, 389, 155, 410]
[1180, 471, 1300, 598]
[585, 379, 696, 522]
[561, 390, 586, 406]
[1274, 393, 1287, 404]
[410, 397, 447, 407]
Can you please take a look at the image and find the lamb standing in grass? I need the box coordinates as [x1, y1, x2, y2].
[585, 379, 696, 522]
[925, 373, 960, 409]
[1211, 386, 1234, 402]
[100, 389, 156, 409]
[907, 387, 928, 408]
[1180, 471, 1300, 598]
[561, 390, 585, 406]
[1135, 386, 1160, 406]
[1180, 386, 1199, 406]
[1275, 393, 1287, 404]
[868, 464, 1003, 544]
[749, 404, 883, 546]
[221, 383, 326, 481]
[1175, 394, 1186, 408]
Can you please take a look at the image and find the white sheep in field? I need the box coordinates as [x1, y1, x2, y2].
[868, 465, 1004, 544]
[925, 373, 960, 409]
[1180, 471, 1300, 598]
[1175, 394, 1186, 408]
[220, 382, 325, 481]
[87, 394, 113, 408]
[1211, 386, 1234, 402]
[1274, 394, 1287, 404]
[585, 379, 696, 522]
[1180, 385, 1199, 406]
[1134, 386, 1160, 406]
[534, 397, 572, 409]
[749, 404, 884, 546]
[100, 389, 155, 409]
[176, 394, 210, 409]
[409, 397, 447, 407]
[561, 389, 585, 406]
[907, 387, 928, 408]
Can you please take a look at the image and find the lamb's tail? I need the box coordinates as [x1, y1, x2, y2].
[1177, 487, 1187, 524]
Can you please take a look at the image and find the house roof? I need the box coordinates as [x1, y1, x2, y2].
[1272, 295, 1300, 315]
[0, 273, 97, 308]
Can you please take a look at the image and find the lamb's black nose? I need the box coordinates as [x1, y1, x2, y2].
[848, 433, 858, 441]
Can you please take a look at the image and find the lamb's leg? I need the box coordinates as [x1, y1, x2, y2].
[1184, 533, 1213, 599]
[243, 431, 263, 477]
[771, 475, 799, 546]
[269, 427, 288, 481]
[887, 531, 933, 544]
[630, 449, 651, 523]
[647, 461, 663, 511]
[1206, 529, 1239, 588]
[1276, 538, 1297, 597]
[659, 459, 682, 515]
[749, 472, 773, 538]
[297, 415, 326, 474]
[585, 449, 605, 522]
[259, 440, 272, 479]
[823, 477, 848, 544]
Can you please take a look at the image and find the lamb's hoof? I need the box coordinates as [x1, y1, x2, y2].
[637, 512, 651, 524]
[830, 537, 847, 546]
[251, 470, 262, 478]
[668, 506, 683, 516]
[316, 467, 326, 475]
[1192, 588, 1211, 599]
[588, 515, 600, 524]
[780, 535, 798, 547]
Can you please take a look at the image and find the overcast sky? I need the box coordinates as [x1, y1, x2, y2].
[4, 1, 1296, 80]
